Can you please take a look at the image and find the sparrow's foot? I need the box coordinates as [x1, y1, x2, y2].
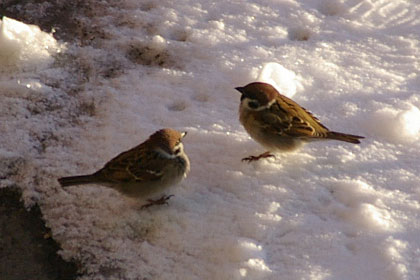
[241, 151, 275, 163]
[141, 195, 174, 209]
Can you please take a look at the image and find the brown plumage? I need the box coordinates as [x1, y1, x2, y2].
[58, 128, 190, 207]
[236, 82, 364, 161]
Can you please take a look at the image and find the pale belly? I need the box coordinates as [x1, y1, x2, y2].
[113, 157, 189, 199]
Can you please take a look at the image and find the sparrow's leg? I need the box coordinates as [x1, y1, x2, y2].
[141, 195, 174, 209]
[242, 151, 275, 162]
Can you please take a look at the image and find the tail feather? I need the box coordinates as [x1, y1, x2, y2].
[58, 174, 98, 187]
[327, 131, 364, 144]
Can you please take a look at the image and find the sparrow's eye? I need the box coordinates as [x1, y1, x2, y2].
[248, 100, 259, 109]
[174, 148, 181, 155]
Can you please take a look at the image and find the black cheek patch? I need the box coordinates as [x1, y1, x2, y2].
[248, 101, 259, 109]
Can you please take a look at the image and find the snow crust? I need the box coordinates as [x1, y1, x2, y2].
[1, 1, 420, 279]
[0, 16, 63, 70]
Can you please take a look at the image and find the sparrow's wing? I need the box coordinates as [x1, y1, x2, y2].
[99, 144, 163, 182]
[259, 95, 330, 138]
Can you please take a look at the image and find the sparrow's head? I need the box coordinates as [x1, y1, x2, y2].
[235, 82, 279, 111]
[149, 128, 187, 158]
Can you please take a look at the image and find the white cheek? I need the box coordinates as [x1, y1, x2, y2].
[243, 98, 275, 111]
[175, 143, 184, 155]
[240, 101, 248, 110]
[244, 99, 263, 111]
[241, 99, 255, 111]
[245, 100, 253, 109]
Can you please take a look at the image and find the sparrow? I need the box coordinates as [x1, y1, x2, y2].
[235, 82, 364, 162]
[58, 128, 190, 208]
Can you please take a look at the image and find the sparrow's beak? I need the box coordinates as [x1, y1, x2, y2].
[235, 86, 245, 94]
[181, 131, 187, 138]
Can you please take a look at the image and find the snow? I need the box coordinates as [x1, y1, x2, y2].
[258, 62, 302, 98]
[0, 16, 63, 70]
[1, 0, 420, 279]
[366, 105, 420, 143]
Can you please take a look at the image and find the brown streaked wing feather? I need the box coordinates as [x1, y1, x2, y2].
[274, 95, 330, 138]
[258, 108, 291, 136]
[99, 144, 163, 182]
[127, 150, 164, 182]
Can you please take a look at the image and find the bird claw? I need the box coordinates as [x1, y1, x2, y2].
[241, 152, 275, 163]
[141, 195, 174, 209]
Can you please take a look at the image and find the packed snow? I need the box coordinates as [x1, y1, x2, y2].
[1, 0, 420, 279]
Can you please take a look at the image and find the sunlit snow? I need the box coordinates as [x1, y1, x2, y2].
[1, 0, 420, 279]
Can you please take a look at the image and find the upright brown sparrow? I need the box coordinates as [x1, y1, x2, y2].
[235, 82, 364, 162]
[58, 128, 190, 208]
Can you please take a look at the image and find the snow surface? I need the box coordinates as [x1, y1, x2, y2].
[1, 0, 420, 279]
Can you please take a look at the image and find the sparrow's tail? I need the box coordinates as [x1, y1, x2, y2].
[58, 174, 98, 187]
[327, 131, 365, 144]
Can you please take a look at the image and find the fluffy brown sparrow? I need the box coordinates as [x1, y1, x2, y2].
[58, 128, 190, 208]
[235, 82, 364, 162]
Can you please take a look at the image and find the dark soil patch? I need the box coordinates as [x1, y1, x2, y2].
[0, 187, 79, 280]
